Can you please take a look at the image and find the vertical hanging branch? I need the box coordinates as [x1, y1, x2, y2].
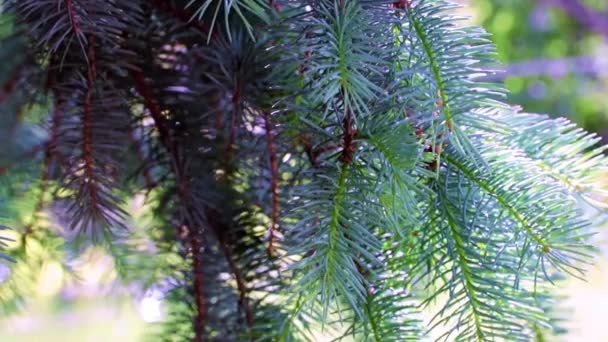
[339, 108, 357, 166]
[263, 111, 280, 256]
[226, 78, 242, 161]
[130, 71, 172, 148]
[208, 211, 254, 329]
[82, 35, 98, 212]
[65, 0, 82, 36]
[131, 71, 208, 340]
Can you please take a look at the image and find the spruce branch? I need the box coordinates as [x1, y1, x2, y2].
[262, 111, 280, 256]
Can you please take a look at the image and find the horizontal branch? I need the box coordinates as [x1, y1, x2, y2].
[550, 0, 608, 38]
[479, 54, 608, 81]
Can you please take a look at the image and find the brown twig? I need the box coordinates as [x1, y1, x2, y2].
[210, 212, 254, 329]
[131, 70, 209, 340]
[131, 70, 174, 151]
[65, 0, 83, 36]
[82, 35, 99, 209]
[188, 227, 208, 342]
[0, 72, 20, 103]
[262, 112, 280, 256]
[339, 110, 357, 165]
[226, 83, 242, 160]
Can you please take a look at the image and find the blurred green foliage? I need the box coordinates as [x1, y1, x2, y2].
[471, 0, 608, 138]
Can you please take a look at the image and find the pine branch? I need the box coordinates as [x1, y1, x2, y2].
[209, 209, 254, 329]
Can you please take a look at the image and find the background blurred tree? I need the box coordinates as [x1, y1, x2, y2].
[469, 0, 608, 139]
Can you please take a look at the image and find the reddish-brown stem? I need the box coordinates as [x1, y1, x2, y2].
[132, 70, 207, 340]
[299, 32, 315, 74]
[65, 0, 82, 36]
[82, 35, 98, 208]
[262, 112, 280, 256]
[205, 207, 254, 330]
[299, 134, 339, 167]
[225, 83, 242, 160]
[339, 110, 357, 165]
[392, 0, 410, 9]
[131, 70, 174, 151]
[220, 234, 254, 327]
[0, 71, 23, 136]
[0, 72, 20, 103]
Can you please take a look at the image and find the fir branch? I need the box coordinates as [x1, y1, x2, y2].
[1, 0, 607, 340]
[405, 4, 452, 128]
[81, 35, 98, 213]
[65, 0, 83, 37]
[442, 200, 484, 341]
[446, 155, 549, 252]
[262, 111, 280, 256]
[210, 210, 254, 329]
[131, 70, 174, 151]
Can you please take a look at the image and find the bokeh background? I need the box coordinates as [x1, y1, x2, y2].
[1, 1, 607, 341]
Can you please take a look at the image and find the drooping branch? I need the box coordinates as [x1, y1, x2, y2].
[208, 208, 254, 329]
[262, 111, 280, 256]
[130, 70, 174, 151]
[187, 225, 207, 342]
[65, 0, 83, 37]
[81, 35, 99, 210]
[131, 70, 209, 340]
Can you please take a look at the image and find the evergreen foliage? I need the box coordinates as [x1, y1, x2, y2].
[0, 0, 606, 340]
